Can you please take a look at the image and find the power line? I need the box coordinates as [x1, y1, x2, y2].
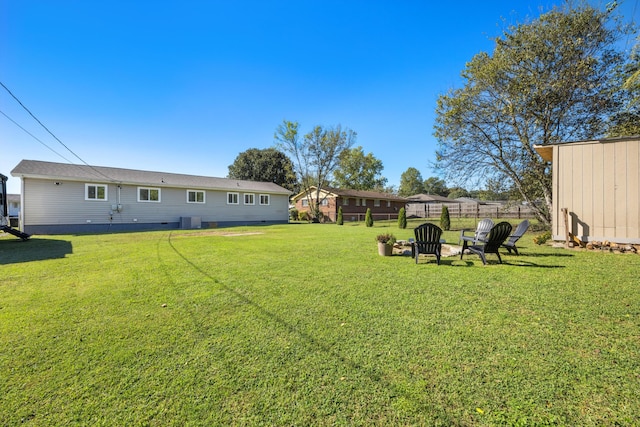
[0, 80, 117, 183]
[0, 109, 74, 163]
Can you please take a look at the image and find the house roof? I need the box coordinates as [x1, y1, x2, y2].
[291, 186, 407, 202]
[11, 160, 291, 194]
[406, 193, 452, 203]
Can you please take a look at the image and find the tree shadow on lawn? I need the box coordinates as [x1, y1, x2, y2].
[501, 260, 566, 268]
[166, 232, 430, 412]
[413, 254, 568, 268]
[413, 258, 474, 267]
[441, 258, 566, 268]
[519, 252, 575, 257]
[0, 238, 73, 265]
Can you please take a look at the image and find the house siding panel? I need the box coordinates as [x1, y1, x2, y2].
[591, 143, 605, 239]
[551, 145, 560, 239]
[602, 142, 616, 239]
[613, 142, 625, 239]
[23, 179, 102, 225]
[581, 144, 593, 241]
[21, 178, 289, 233]
[628, 141, 640, 239]
[571, 145, 584, 238]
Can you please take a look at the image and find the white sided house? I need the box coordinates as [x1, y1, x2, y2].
[11, 160, 291, 234]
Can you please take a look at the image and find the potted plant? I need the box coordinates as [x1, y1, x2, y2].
[375, 233, 396, 256]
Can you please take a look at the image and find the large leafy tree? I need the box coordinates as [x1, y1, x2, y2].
[275, 120, 356, 220]
[423, 177, 448, 196]
[332, 146, 387, 190]
[434, 4, 632, 226]
[623, 35, 640, 103]
[447, 187, 471, 199]
[228, 148, 297, 192]
[608, 36, 640, 137]
[398, 167, 424, 197]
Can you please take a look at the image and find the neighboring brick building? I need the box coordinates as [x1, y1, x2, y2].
[291, 186, 407, 222]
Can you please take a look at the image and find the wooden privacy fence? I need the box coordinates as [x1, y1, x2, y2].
[317, 203, 536, 223]
[406, 203, 536, 220]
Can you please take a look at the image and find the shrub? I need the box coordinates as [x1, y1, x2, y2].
[337, 206, 343, 225]
[298, 211, 309, 221]
[375, 233, 396, 245]
[440, 206, 451, 231]
[533, 231, 552, 245]
[289, 208, 299, 221]
[365, 208, 373, 227]
[398, 207, 407, 229]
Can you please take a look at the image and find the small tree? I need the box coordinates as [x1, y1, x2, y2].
[365, 208, 373, 227]
[440, 205, 451, 231]
[337, 206, 344, 225]
[398, 207, 407, 229]
[275, 120, 356, 221]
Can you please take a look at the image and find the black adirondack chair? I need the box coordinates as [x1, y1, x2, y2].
[461, 221, 513, 265]
[413, 223, 443, 265]
[502, 219, 530, 255]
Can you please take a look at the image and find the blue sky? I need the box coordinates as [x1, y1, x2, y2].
[1, 1, 638, 194]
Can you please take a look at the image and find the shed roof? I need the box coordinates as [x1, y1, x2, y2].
[534, 135, 640, 162]
[11, 160, 291, 194]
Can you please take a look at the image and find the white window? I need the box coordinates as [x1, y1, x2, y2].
[387, 200, 391, 208]
[244, 193, 255, 205]
[321, 198, 328, 206]
[259, 194, 270, 205]
[355, 198, 360, 207]
[343, 197, 349, 206]
[374, 199, 381, 207]
[85, 184, 107, 201]
[187, 190, 205, 203]
[301, 199, 309, 207]
[138, 187, 160, 202]
[361, 198, 366, 207]
[227, 192, 239, 204]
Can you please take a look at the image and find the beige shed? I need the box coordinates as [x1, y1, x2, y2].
[535, 136, 640, 244]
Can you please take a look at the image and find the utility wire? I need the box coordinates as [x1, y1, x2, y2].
[0, 80, 116, 183]
[0, 109, 74, 163]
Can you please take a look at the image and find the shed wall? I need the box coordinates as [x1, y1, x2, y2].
[552, 139, 640, 244]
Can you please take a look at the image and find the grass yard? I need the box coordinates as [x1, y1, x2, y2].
[1, 222, 639, 426]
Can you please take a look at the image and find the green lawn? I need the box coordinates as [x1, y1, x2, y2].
[1, 222, 639, 426]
